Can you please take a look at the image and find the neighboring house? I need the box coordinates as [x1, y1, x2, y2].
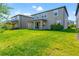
[11, 6, 69, 29]
[68, 20, 74, 25]
[75, 4, 79, 28]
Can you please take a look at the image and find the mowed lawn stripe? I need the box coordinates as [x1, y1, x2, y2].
[0, 29, 78, 56]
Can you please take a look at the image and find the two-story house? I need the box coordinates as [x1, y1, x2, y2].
[11, 6, 69, 29]
[31, 6, 68, 29]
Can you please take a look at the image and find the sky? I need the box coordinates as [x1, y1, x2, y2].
[7, 3, 77, 21]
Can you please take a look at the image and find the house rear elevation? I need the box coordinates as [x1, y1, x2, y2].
[11, 6, 69, 29]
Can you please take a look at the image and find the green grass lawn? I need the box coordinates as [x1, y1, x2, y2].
[0, 29, 78, 56]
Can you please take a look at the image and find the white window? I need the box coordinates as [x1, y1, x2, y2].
[57, 20, 61, 24]
[32, 17, 34, 20]
[37, 16, 38, 19]
[32, 16, 35, 20]
[44, 14, 47, 19]
[41, 14, 43, 19]
[41, 13, 47, 19]
[45, 14, 46, 17]
[53, 10, 58, 16]
[12, 17, 16, 21]
[54, 12, 57, 16]
[39, 14, 41, 19]
[17, 16, 19, 20]
[34, 16, 37, 20]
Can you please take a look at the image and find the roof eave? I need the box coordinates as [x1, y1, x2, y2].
[31, 6, 69, 17]
[75, 4, 79, 16]
[11, 14, 32, 18]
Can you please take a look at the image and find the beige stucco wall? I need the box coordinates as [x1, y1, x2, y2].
[62, 8, 68, 29]
[47, 8, 68, 29]
[20, 15, 32, 28]
[46, 8, 63, 29]
[34, 8, 68, 29]
[11, 16, 21, 29]
[12, 15, 32, 29]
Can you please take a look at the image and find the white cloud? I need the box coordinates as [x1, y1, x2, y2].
[22, 13, 31, 16]
[68, 14, 76, 21]
[68, 11, 76, 21]
[13, 10, 31, 16]
[14, 10, 21, 15]
[36, 6, 44, 11]
[32, 6, 37, 9]
[73, 11, 75, 15]
[32, 6, 44, 11]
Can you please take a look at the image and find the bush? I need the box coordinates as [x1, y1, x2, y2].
[0, 28, 5, 33]
[51, 23, 64, 30]
[68, 24, 76, 29]
[2, 23, 13, 30]
[76, 28, 79, 32]
[0, 26, 5, 33]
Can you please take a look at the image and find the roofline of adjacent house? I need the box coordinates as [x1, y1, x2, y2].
[31, 6, 69, 16]
[75, 4, 79, 16]
[11, 14, 32, 18]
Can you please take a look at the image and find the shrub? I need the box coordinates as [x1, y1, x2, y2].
[51, 23, 64, 30]
[68, 24, 76, 29]
[0, 25, 5, 33]
[76, 28, 79, 32]
[0, 28, 5, 33]
[2, 23, 13, 30]
[0, 22, 13, 33]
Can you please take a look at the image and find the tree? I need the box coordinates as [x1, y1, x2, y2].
[0, 3, 12, 31]
[0, 3, 11, 21]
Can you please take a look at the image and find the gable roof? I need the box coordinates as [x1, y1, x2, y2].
[75, 3, 79, 16]
[11, 14, 32, 18]
[31, 6, 69, 16]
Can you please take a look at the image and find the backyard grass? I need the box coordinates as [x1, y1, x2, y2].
[0, 29, 78, 56]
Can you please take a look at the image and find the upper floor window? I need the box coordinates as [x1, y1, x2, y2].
[32, 17, 34, 19]
[37, 17, 39, 19]
[42, 15, 43, 18]
[32, 13, 47, 20]
[32, 16, 35, 20]
[45, 15, 46, 17]
[41, 14, 47, 19]
[53, 10, 58, 16]
[54, 12, 57, 16]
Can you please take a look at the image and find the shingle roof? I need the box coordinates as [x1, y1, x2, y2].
[31, 6, 69, 16]
[11, 14, 32, 18]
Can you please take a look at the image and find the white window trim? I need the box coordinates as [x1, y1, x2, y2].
[53, 10, 58, 16]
